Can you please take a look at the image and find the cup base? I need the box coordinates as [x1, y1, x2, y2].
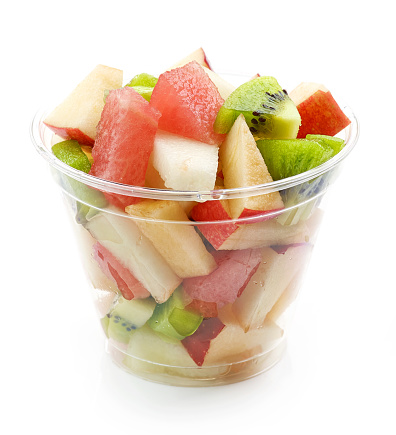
[105, 337, 286, 387]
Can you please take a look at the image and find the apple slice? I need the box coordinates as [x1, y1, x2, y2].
[201, 66, 236, 100]
[219, 114, 284, 219]
[85, 208, 182, 303]
[232, 244, 313, 331]
[170, 47, 212, 70]
[125, 200, 217, 279]
[289, 82, 351, 138]
[44, 65, 123, 145]
[152, 130, 219, 192]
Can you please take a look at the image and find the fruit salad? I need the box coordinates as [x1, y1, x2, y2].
[37, 48, 355, 385]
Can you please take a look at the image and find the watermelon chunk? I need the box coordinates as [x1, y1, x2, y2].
[150, 61, 225, 146]
[92, 242, 150, 300]
[90, 87, 161, 208]
[183, 248, 262, 307]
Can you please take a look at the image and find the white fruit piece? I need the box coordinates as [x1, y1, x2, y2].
[219, 114, 284, 219]
[201, 66, 236, 100]
[124, 325, 228, 378]
[125, 200, 217, 279]
[85, 209, 182, 303]
[169, 47, 211, 69]
[111, 297, 156, 328]
[44, 65, 123, 145]
[232, 244, 313, 331]
[289, 82, 329, 106]
[152, 131, 219, 192]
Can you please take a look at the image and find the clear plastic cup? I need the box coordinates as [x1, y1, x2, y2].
[30, 103, 358, 387]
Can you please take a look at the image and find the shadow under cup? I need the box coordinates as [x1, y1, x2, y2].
[31, 107, 358, 387]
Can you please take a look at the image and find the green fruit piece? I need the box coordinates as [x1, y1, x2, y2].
[129, 85, 154, 102]
[127, 73, 158, 88]
[168, 307, 203, 337]
[52, 140, 92, 173]
[214, 76, 301, 139]
[306, 134, 345, 155]
[107, 297, 156, 344]
[256, 138, 334, 181]
[100, 315, 110, 337]
[147, 287, 199, 340]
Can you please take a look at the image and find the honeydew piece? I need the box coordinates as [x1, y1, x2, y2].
[85, 209, 182, 303]
[152, 131, 219, 192]
[125, 200, 217, 279]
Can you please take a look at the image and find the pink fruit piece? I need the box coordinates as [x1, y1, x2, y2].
[186, 299, 219, 318]
[150, 61, 225, 145]
[89, 87, 161, 208]
[182, 317, 225, 366]
[92, 242, 150, 300]
[183, 248, 262, 307]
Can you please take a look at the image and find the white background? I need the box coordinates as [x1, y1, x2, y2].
[2, 1, 395, 434]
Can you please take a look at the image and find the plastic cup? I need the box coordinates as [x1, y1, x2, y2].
[30, 103, 358, 387]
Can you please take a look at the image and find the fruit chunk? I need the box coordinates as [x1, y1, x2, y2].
[44, 65, 123, 145]
[92, 242, 150, 300]
[125, 73, 158, 102]
[105, 296, 156, 344]
[256, 137, 335, 181]
[232, 245, 313, 331]
[52, 140, 91, 173]
[219, 114, 284, 219]
[183, 248, 262, 307]
[125, 200, 217, 279]
[89, 87, 161, 209]
[306, 134, 345, 155]
[170, 47, 212, 70]
[150, 61, 225, 145]
[289, 82, 351, 138]
[214, 76, 301, 139]
[85, 209, 182, 303]
[152, 131, 219, 191]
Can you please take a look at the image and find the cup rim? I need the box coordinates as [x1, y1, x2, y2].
[30, 105, 359, 203]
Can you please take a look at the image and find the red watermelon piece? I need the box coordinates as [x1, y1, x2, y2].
[90, 87, 161, 208]
[92, 242, 150, 300]
[183, 248, 262, 307]
[150, 61, 225, 145]
[182, 317, 225, 366]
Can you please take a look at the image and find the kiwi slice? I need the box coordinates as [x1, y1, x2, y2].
[214, 76, 301, 139]
[52, 140, 108, 223]
[147, 287, 203, 341]
[306, 134, 345, 155]
[125, 73, 158, 102]
[105, 297, 156, 344]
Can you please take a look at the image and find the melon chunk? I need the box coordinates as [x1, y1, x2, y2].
[125, 200, 217, 279]
[85, 209, 181, 303]
[232, 244, 313, 331]
[150, 61, 225, 146]
[219, 114, 284, 219]
[44, 65, 123, 145]
[152, 131, 219, 191]
[183, 248, 262, 307]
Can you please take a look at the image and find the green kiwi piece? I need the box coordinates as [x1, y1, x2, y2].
[214, 76, 301, 139]
[106, 297, 156, 344]
[306, 134, 345, 155]
[147, 287, 203, 341]
[126, 73, 158, 88]
[256, 138, 334, 181]
[52, 140, 91, 173]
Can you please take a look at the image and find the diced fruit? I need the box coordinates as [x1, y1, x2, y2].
[52, 140, 91, 173]
[186, 299, 218, 318]
[289, 82, 351, 138]
[169, 47, 212, 70]
[92, 242, 150, 300]
[191, 196, 238, 250]
[125, 200, 217, 278]
[219, 114, 284, 218]
[89, 87, 161, 209]
[202, 67, 236, 100]
[169, 307, 203, 337]
[256, 137, 336, 181]
[125, 73, 158, 102]
[152, 131, 219, 191]
[306, 134, 345, 155]
[105, 296, 156, 344]
[214, 76, 301, 139]
[150, 61, 225, 146]
[181, 317, 225, 366]
[216, 212, 313, 250]
[85, 209, 182, 303]
[232, 244, 313, 331]
[44, 65, 123, 145]
[183, 248, 262, 307]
